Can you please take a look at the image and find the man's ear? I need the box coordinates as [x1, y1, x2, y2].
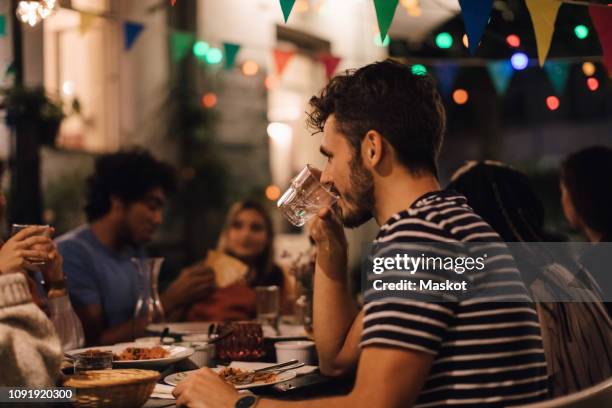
[361, 130, 384, 169]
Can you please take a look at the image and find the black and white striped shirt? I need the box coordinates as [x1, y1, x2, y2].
[360, 190, 548, 407]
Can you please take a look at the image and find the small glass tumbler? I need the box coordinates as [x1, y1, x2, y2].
[277, 165, 338, 227]
[10, 224, 52, 268]
[74, 350, 113, 374]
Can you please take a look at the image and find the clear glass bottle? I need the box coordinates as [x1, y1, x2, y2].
[132, 257, 166, 328]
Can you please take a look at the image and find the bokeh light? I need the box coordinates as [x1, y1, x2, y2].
[411, 64, 427, 76]
[205, 48, 223, 64]
[452, 89, 469, 105]
[436, 32, 453, 49]
[202, 92, 217, 108]
[265, 185, 282, 201]
[511, 52, 529, 70]
[242, 60, 259, 76]
[506, 34, 520, 48]
[574, 25, 589, 40]
[586, 77, 599, 91]
[546, 96, 560, 111]
[582, 62, 596, 77]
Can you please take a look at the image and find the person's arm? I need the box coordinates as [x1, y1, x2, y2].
[173, 346, 433, 408]
[160, 262, 215, 315]
[58, 239, 143, 346]
[73, 304, 147, 346]
[310, 207, 361, 377]
[0, 273, 63, 387]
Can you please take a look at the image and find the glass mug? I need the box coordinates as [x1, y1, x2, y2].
[277, 165, 338, 227]
[214, 321, 264, 361]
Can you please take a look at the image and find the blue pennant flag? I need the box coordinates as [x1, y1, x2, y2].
[124, 21, 144, 51]
[434, 64, 459, 97]
[458, 0, 493, 55]
[486, 60, 514, 96]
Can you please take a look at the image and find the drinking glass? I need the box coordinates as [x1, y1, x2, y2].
[11, 224, 52, 268]
[74, 350, 113, 374]
[255, 285, 280, 331]
[277, 165, 338, 227]
[214, 321, 264, 361]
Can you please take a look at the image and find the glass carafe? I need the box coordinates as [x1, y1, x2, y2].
[133, 257, 165, 327]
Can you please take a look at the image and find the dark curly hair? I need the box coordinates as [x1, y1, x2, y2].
[561, 146, 612, 239]
[85, 149, 177, 222]
[307, 59, 446, 177]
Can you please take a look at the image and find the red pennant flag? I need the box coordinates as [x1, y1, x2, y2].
[589, 5, 612, 77]
[170, 0, 177, 6]
[319, 54, 341, 80]
[273, 49, 296, 76]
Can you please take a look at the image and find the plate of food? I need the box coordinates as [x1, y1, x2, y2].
[164, 366, 297, 389]
[68, 343, 194, 368]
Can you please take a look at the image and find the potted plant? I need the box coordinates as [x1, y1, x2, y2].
[1, 85, 66, 146]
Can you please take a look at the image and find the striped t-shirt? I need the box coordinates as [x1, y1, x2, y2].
[360, 190, 549, 407]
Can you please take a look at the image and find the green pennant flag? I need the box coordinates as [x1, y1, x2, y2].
[170, 31, 195, 63]
[0, 15, 6, 37]
[279, 0, 296, 23]
[543, 61, 570, 95]
[486, 60, 514, 96]
[373, 0, 399, 43]
[223, 43, 241, 70]
[5, 62, 16, 77]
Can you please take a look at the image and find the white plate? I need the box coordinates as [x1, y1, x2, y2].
[164, 367, 297, 389]
[147, 322, 213, 335]
[68, 342, 194, 368]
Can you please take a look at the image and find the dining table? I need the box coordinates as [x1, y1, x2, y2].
[139, 321, 354, 407]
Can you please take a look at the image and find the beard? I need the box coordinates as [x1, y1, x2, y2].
[339, 154, 375, 228]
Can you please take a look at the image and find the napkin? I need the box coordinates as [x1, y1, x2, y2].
[151, 383, 176, 400]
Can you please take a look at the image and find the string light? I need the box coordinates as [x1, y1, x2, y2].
[267, 122, 292, 141]
[62, 81, 74, 96]
[202, 93, 217, 108]
[574, 25, 589, 40]
[205, 48, 223, 64]
[265, 185, 282, 201]
[193, 41, 210, 59]
[586, 77, 599, 91]
[242, 61, 259, 76]
[546, 96, 560, 111]
[295, 0, 309, 13]
[452, 89, 469, 105]
[411, 64, 427, 75]
[582, 62, 596, 77]
[506, 34, 520, 48]
[16, 0, 57, 27]
[510, 52, 529, 70]
[462, 34, 469, 48]
[436, 32, 453, 49]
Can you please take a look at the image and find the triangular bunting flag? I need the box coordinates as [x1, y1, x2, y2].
[0, 15, 6, 37]
[223, 43, 241, 70]
[170, 0, 177, 6]
[124, 21, 144, 51]
[79, 13, 95, 35]
[543, 61, 570, 95]
[273, 49, 296, 76]
[486, 60, 514, 96]
[458, 0, 493, 55]
[525, 0, 561, 66]
[4, 62, 16, 77]
[373, 0, 399, 43]
[434, 64, 459, 97]
[279, 0, 296, 23]
[319, 54, 342, 80]
[170, 31, 195, 62]
[589, 5, 612, 77]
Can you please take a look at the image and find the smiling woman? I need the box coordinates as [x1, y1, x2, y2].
[162, 200, 290, 322]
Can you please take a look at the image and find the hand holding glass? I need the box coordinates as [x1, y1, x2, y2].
[277, 165, 338, 227]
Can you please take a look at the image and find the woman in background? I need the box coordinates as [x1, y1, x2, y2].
[448, 160, 612, 397]
[163, 200, 288, 321]
[560, 146, 612, 317]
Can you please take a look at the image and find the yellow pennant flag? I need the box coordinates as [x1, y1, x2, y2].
[525, 0, 561, 66]
[80, 12, 95, 35]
